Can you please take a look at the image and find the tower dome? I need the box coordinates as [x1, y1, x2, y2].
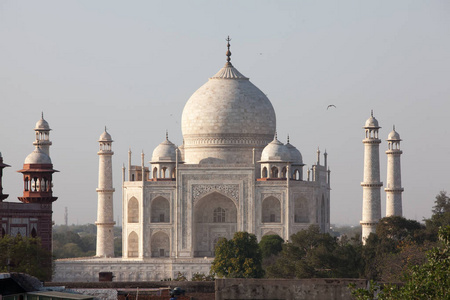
[24, 147, 52, 164]
[181, 39, 276, 164]
[286, 138, 303, 165]
[387, 127, 401, 141]
[99, 128, 112, 142]
[261, 136, 290, 162]
[35, 117, 50, 131]
[151, 133, 178, 162]
[364, 110, 380, 128]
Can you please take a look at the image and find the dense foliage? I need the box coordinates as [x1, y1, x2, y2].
[53, 224, 122, 258]
[0, 235, 53, 281]
[351, 226, 450, 299]
[266, 225, 362, 278]
[211, 231, 264, 278]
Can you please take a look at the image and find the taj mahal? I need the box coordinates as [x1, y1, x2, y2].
[53, 39, 331, 281]
[52, 39, 403, 281]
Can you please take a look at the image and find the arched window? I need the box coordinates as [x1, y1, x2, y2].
[213, 207, 225, 223]
[294, 169, 301, 180]
[128, 231, 139, 258]
[281, 167, 287, 178]
[171, 167, 176, 178]
[31, 227, 37, 238]
[262, 197, 281, 223]
[271, 167, 278, 178]
[128, 197, 139, 223]
[151, 197, 170, 223]
[161, 167, 167, 178]
[262, 167, 268, 178]
[153, 167, 157, 179]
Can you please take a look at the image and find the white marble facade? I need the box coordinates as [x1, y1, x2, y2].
[54, 49, 331, 282]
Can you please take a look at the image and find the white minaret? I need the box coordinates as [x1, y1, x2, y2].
[385, 126, 403, 217]
[95, 127, 115, 257]
[360, 111, 383, 242]
[33, 112, 52, 156]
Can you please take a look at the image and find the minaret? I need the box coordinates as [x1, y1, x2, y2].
[360, 111, 383, 242]
[385, 126, 403, 217]
[95, 127, 115, 257]
[33, 112, 52, 156]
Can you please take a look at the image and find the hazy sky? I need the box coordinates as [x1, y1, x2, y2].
[1, 1, 449, 226]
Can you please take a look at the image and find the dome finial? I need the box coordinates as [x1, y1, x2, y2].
[287, 134, 290, 144]
[371, 109, 374, 117]
[166, 130, 168, 141]
[226, 36, 232, 64]
[41, 111, 44, 119]
[274, 131, 278, 141]
[393, 125, 395, 131]
[104, 126, 107, 132]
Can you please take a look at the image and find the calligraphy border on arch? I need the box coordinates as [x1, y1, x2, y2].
[192, 184, 239, 204]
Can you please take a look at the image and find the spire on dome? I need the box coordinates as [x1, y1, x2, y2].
[287, 134, 290, 144]
[226, 36, 232, 64]
[166, 130, 169, 141]
[371, 109, 373, 117]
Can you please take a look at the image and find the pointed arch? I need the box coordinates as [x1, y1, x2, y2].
[262, 167, 268, 178]
[151, 197, 170, 223]
[128, 231, 139, 258]
[271, 166, 279, 178]
[194, 192, 237, 257]
[262, 196, 281, 223]
[151, 231, 170, 257]
[281, 167, 287, 178]
[31, 227, 37, 238]
[127, 197, 139, 223]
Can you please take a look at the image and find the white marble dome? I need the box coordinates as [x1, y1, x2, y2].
[181, 62, 276, 164]
[388, 128, 401, 140]
[35, 117, 50, 131]
[364, 113, 380, 128]
[99, 130, 112, 142]
[24, 147, 52, 164]
[286, 142, 303, 165]
[261, 138, 291, 162]
[151, 137, 178, 162]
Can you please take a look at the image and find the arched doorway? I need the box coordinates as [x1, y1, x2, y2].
[128, 231, 139, 258]
[151, 197, 170, 223]
[194, 192, 237, 257]
[151, 231, 170, 257]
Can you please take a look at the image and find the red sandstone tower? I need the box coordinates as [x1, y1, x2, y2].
[16, 114, 58, 251]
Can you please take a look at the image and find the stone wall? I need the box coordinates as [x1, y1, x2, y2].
[215, 278, 367, 300]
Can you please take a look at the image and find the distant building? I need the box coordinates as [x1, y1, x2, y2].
[54, 39, 331, 281]
[0, 114, 58, 252]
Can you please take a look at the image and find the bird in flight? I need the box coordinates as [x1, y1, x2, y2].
[327, 105, 336, 110]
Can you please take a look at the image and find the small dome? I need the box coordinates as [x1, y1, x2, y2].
[286, 142, 303, 165]
[151, 137, 178, 162]
[35, 116, 50, 131]
[24, 148, 52, 164]
[261, 137, 291, 162]
[99, 129, 112, 142]
[364, 111, 380, 128]
[387, 127, 401, 141]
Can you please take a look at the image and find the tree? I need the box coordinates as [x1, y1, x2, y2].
[424, 191, 450, 241]
[0, 235, 53, 281]
[259, 234, 284, 259]
[267, 225, 362, 279]
[211, 231, 264, 278]
[351, 226, 450, 299]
